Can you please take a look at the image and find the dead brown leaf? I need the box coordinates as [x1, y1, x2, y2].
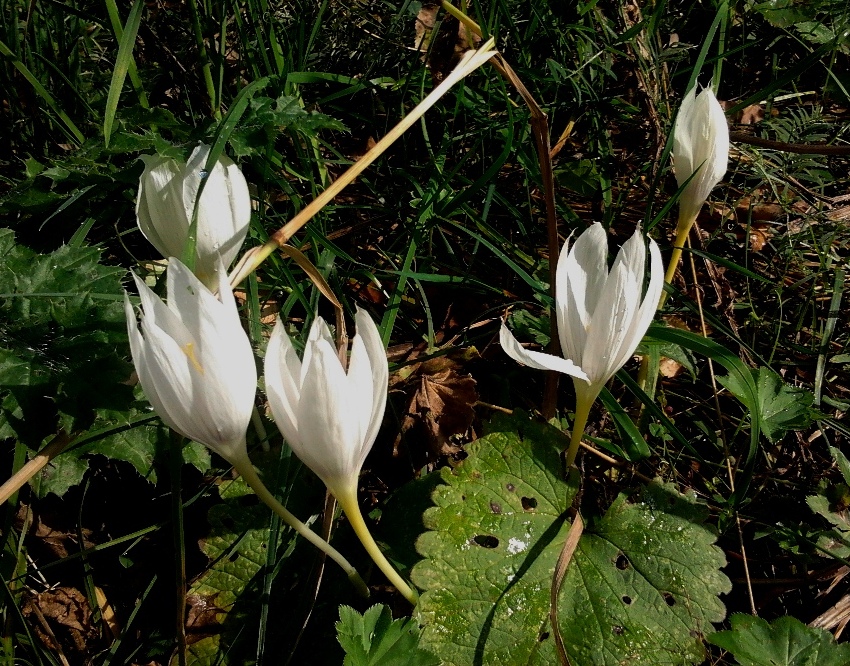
[395, 350, 479, 460]
[23, 587, 99, 655]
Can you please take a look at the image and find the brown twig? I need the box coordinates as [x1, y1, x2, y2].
[731, 131, 850, 155]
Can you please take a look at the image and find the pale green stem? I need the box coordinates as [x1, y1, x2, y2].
[230, 453, 369, 597]
[565, 390, 596, 469]
[336, 487, 419, 605]
[659, 213, 697, 309]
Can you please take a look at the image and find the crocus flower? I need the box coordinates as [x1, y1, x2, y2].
[136, 144, 251, 286]
[264, 308, 387, 504]
[124, 257, 257, 465]
[125, 259, 370, 595]
[672, 86, 729, 230]
[501, 222, 663, 413]
[264, 309, 418, 604]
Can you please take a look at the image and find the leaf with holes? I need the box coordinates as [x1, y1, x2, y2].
[708, 614, 850, 666]
[412, 411, 730, 665]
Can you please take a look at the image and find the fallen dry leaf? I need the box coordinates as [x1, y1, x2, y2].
[23, 586, 98, 654]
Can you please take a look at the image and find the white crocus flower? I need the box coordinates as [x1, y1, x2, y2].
[136, 143, 251, 286]
[500, 224, 663, 465]
[264, 308, 417, 604]
[125, 259, 369, 594]
[265, 308, 387, 503]
[124, 257, 256, 465]
[672, 85, 729, 227]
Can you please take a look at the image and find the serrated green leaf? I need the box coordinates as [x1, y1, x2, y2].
[708, 614, 850, 666]
[717, 367, 814, 443]
[0, 233, 132, 430]
[336, 604, 439, 666]
[412, 411, 730, 665]
[31, 450, 89, 499]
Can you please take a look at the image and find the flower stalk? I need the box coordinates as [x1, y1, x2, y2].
[336, 486, 418, 604]
[231, 452, 369, 598]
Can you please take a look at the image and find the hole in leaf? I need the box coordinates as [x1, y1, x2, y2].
[220, 516, 235, 530]
[506, 483, 516, 492]
[229, 551, 240, 563]
[521, 496, 538, 511]
[538, 631, 549, 642]
[663, 592, 675, 606]
[621, 595, 632, 605]
[489, 501, 502, 514]
[612, 626, 624, 636]
[461, 495, 466, 501]
[615, 553, 629, 570]
[472, 535, 499, 549]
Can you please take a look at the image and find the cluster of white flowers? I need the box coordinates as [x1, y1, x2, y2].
[124, 85, 727, 598]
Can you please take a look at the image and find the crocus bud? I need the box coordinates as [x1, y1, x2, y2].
[501, 223, 663, 407]
[672, 86, 729, 225]
[124, 257, 257, 465]
[264, 308, 387, 502]
[136, 144, 251, 285]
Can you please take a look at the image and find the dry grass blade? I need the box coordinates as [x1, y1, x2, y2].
[0, 432, 71, 504]
[549, 512, 584, 666]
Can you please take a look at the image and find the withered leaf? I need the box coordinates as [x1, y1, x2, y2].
[23, 587, 98, 653]
[403, 366, 478, 459]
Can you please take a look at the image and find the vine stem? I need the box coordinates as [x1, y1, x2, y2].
[230, 453, 369, 598]
[336, 487, 419, 605]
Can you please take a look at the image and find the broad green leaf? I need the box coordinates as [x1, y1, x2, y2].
[412, 411, 730, 666]
[717, 367, 814, 443]
[336, 604, 439, 666]
[708, 614, 850, 666]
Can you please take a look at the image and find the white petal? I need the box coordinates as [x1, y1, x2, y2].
[557, 223, 608, 363]
[500, 324, 589, 382]
[136, 154, 189, 260]
[297, 334, 361, 488]
[582, 230, 644, 385]
[185, 144, 251, 278]
[301, 316, 335, 385]
[607, 236, 664, 375]
[674, 87, 729, 223]
[264, 317, 304, 450]
[353, 307, 387, 464]
[345, 334, 376, 466]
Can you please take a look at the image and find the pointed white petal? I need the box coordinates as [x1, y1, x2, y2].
[136, 155, 189, 260]
[582, 230, 644, 384]
[297, 334, 360, 487]
[607, 236, 664, 375]
[345, 334, 376, 468]
[500, 324, 589, 381]
[264, 317, 304, 450]
[557, 223, 608, 364]
[353, 307, 387, 463]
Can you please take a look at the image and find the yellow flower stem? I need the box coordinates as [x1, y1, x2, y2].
[565, 391, 596, 469]
[231, 455, 369, 598]
[337, 489, 419, 605]
[658, 213, 697, 309]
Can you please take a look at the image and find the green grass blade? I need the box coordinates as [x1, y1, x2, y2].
[646, 324, 761, 505]
[0, 38, 84, 144]
[103, 0, 144, 147]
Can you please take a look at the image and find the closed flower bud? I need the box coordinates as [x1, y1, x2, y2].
[672, 86, 729, 225]
[136, 144, 251, 285]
